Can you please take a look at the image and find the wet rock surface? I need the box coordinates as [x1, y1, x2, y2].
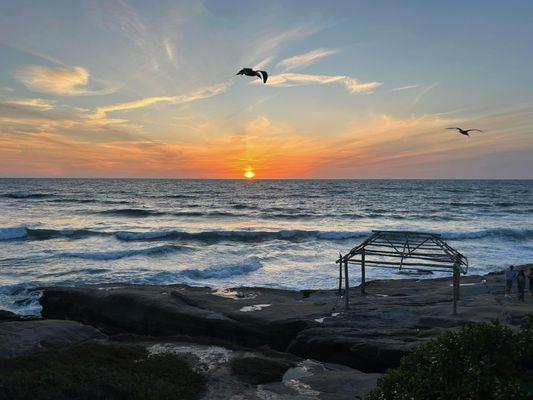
[40, 285, 333, 350]
[0, 319, 106, 358]
[2, 269, 531, 399]
[38, 270, 532, 372]
[290, 271, 533, 371]
[138, 340, 380, 400]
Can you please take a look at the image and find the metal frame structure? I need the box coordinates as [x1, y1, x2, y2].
[336, 230, 468, 314]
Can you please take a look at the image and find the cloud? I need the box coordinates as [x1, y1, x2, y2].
[253, 56, 274, 70]
[343, 78, 383, 94]
[412, 82, 440, 105]
[163, 38, 176, 65]
[262, 73, 382, 94]
[16, 65, 115, 96]
[257, 24, 324, 57]
[277, 48, 340, 72]
[1, 98, 55, 111]
[246, 23, 327, 68]
[2, 103, 532, 178]
[93, 81, 232, 117]
[390, 84, 420, 92]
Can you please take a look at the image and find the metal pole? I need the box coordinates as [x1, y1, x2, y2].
[344, 259, 350, 309]
[452, 266, 458, 315]
[361, 249, 366, 296]
[338, 261, 343, 296]
[456, 262, 461, 300]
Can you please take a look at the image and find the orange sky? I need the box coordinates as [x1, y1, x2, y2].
[1, 1, 532, 179]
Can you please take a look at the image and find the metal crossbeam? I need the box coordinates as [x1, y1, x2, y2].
[336, 230, 468, 314]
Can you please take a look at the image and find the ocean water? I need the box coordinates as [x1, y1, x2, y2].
[1, 179, 532, 315]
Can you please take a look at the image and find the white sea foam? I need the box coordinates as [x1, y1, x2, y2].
[240, 304, 271, 312]
[179, 257, 263, 280]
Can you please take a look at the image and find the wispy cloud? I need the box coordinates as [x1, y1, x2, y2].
[1, 98, 55, 111]
[163, 38, 176, 66]
[262, 73, 382, 94]
[16, 65, 116, 96]
[257, 24, 324, 56]
[94, 81, 232, 117]
[277, 48, 340, 72]
[246, 23, 327, 68]
[390, 84, 420, 92]
[253, 56, 274, 70]
[412, 82, 440, 105]
[2, 102, 532, 178]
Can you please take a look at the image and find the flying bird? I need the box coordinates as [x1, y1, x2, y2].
[446, 127, 483, 136]
[236, 68, 268, 84]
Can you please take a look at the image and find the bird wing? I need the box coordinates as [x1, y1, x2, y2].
[255, 70, 268, 83]
[466, 129, 483, 133]
[446, 127, 460, 130]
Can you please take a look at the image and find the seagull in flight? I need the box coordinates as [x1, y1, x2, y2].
[236, 68, 268, 84]
[446, 127, 483, 136]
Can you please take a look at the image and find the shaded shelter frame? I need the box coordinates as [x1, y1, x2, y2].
[336, 230, 468, 314]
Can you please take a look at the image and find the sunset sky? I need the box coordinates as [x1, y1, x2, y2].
[0, 0, 532, 178]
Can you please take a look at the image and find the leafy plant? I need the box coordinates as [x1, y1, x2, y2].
[367, 317, 533, 400]
[0, 343, 206, 400]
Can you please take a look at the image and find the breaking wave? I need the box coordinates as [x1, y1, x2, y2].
[442, 228, 533, 241]
[2, 192, 52, 199]
[58, 244, 190, 261]
[98, 208, 166, 217]
[3, 226, 533, 243]
[0, 226, 106, 241]
[148, 257, 263, 281]
[114, 229, 370, 242]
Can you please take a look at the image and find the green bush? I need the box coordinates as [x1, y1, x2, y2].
[0, 343, 206, 400]
[367, 317, 533, 400]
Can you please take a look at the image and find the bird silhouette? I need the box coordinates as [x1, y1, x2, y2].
[446, 127, 483, 136]
[236, 68, 268, 84]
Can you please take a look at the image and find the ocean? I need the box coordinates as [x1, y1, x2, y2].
[1, 179, 532, 315]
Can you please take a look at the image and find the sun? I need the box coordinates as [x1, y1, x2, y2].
[244, 167, 255, 179]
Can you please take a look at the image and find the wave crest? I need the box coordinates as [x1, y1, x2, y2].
[58, 244, 189, 261]
[443, 228, 533, 241]
[2, 192, 51, 199]
[0, 226, 28, 240]
[145, 257, 263, 282]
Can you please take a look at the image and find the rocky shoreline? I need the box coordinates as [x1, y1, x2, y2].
[1, 267, 532, 399]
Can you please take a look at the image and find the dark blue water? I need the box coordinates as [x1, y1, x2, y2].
[1, 179, 532, 314]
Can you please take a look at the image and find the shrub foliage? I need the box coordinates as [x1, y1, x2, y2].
[367, 317, 533, 400]
[0, 343, 206, 400]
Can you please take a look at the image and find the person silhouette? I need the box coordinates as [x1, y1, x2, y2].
[505, 265, 517, 298]
[528, 268, 533, 300]
[517, 270, 526, 301]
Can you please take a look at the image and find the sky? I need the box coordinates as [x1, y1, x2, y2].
[0, 0, 532, 179]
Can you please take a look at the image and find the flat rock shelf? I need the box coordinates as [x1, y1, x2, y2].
[1, 268, 531, 399]
[39, 269, 532, 372]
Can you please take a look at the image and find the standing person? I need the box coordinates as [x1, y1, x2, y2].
[528, 268, 533, 300]
[505, 265, 517, 298]
[517, 270, 526, 301]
